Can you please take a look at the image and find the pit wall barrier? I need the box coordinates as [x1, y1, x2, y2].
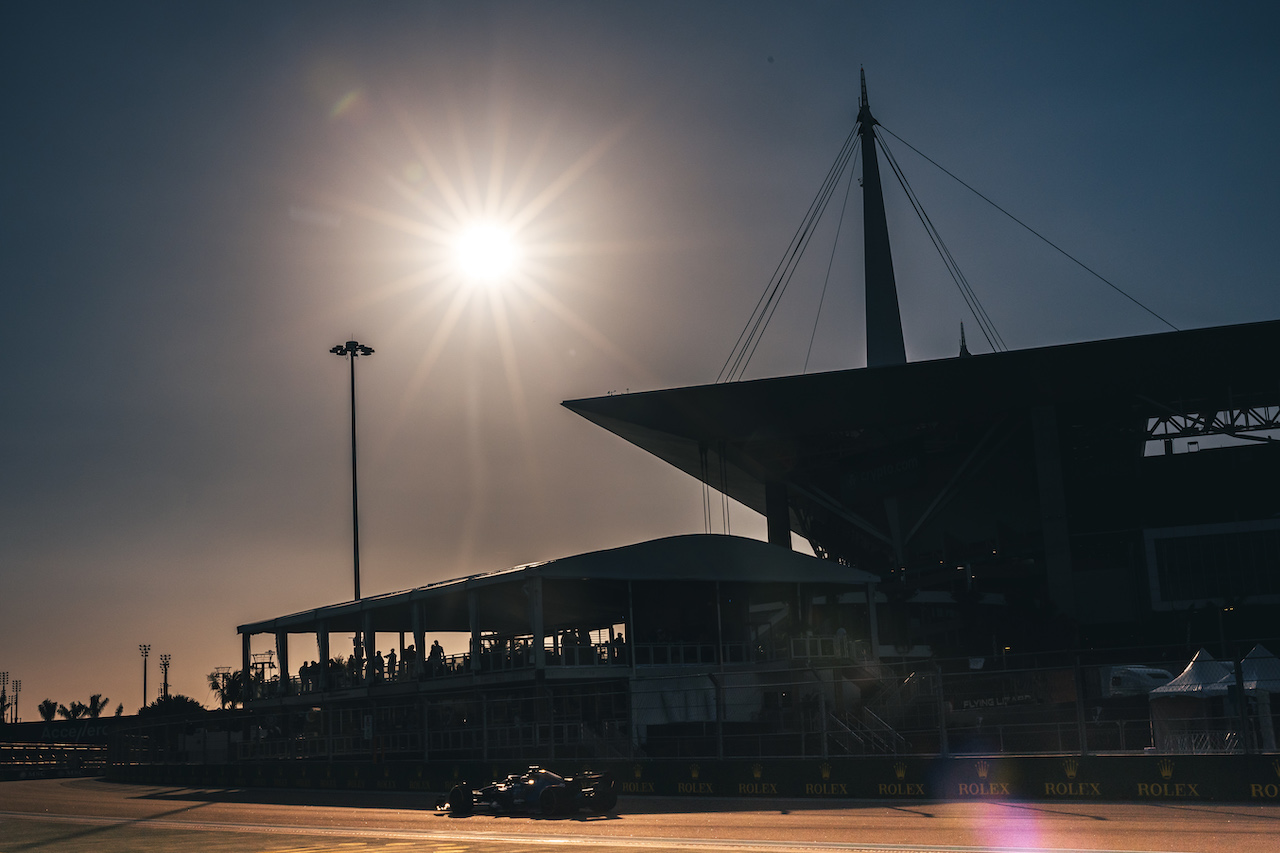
[106, 754, 1280, 803]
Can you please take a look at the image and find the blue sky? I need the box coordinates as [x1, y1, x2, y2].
[2, 2, 1277, 711]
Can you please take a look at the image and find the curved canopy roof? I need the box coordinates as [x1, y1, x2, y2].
[239, 534, 877, 636]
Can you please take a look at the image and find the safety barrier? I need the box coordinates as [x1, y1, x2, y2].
[106, 753, 1280, 802]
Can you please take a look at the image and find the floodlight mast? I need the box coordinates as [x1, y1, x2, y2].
[138, 644, 150, 707]
[330, 341, 374, 604]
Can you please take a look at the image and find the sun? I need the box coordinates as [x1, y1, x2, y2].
[453, 222, 520, 282]
[306, 100, 654, 414]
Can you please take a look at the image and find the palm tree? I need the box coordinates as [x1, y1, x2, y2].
[208, 671, 235, 709]
[86, 694, 110, 718]
[57, 701, 88, 720]
[208, 669, 250, 709]
[38, 699, 57, 722]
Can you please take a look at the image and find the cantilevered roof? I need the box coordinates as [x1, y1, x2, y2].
[238, 534, 877, 636]
[561, 319, 1280, 521]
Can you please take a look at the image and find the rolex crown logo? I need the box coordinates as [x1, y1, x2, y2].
[752, 763, 763, 780]
[894, 762, 907, 780]
[1272, 758, 1280, 779]
[1062, 758, 1078, 779]
[690, 763, 700, 780]
[820, 762, 832, 780]
[975, 760, 989, 779]
[634, 764, 644, 779]
[1158, 759, 1174, 780]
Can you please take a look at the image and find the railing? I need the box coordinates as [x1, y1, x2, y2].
[0, 742, 107, 776]
[159, 645, 1280, 763]
[633, 643, 716, 666]
[237, 731, 424, 761]
[792, 636, 839, 658]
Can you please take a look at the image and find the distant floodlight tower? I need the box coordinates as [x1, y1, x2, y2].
[330, 340, 375, 604]
[11, 679, 19, 723]
[139, 644, 150, 707]
[0, 672, 8, 722]
[159, 654, 171, 700]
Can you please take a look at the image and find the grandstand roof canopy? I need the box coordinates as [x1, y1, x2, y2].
[562, 319, 1280, 520]
[238, 534, 878, 637]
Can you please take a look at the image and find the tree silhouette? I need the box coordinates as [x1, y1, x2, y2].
[57, 701, 88, 720]
[138, 694, 205, 718]
[208, 670, 247, 709]
[38, 699, 57, 722]
[114, 703, 123, 717]
[86, 694, 110, 718]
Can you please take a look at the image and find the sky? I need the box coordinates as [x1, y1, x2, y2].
[3, 2, 1278, 716]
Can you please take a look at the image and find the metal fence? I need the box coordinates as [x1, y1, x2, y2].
[0, 742, 107, 777]
[114, 642, 1280, 766]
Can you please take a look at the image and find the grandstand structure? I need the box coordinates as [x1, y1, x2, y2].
[237, 535, 920, 760]
[564, 72, 1280, 658]
[232, 76, 1279, 761]
[565, 318, 1280, 657]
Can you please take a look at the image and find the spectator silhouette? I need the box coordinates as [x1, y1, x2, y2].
[427, 640, 444, 676]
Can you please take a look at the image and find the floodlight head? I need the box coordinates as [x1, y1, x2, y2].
[330, 345, 346, 355]
[357, 345, 374, 357]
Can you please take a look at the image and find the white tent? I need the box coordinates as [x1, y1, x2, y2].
[1148, 649, 1233, 753]
[1237, 644, 1280, 694]
[1150, 648, 1231, 697]
[1231, 644, 1280, 750]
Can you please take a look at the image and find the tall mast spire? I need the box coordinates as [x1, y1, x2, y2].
[857, 69, 907, 367]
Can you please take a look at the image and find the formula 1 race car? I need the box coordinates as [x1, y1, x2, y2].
[438, 766, 619, 816]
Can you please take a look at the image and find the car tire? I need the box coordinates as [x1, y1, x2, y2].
[539, 786, 563, 816]
[448, 784, 473, 816]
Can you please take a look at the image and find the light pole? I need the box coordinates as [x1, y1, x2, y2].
[159, 654, 171, 701]
[213, 666, 230, 710]
[11, 679, 19, 723]
[0, 673, 8, 723]
[330, 340, 374, 603]
[139, 644, 150, 707]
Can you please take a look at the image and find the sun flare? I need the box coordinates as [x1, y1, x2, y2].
[454, 223, 520, 282]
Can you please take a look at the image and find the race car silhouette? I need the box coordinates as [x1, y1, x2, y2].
[438, 766, 619, 816]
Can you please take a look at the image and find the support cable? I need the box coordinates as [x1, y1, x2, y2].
[719, 443, 731, 535]
[877, 125, 1178, 332]
[805, 145, 861, 373]
[725, 130, 858, 381]
[718, 123, 861, 382]
[876, 128, 1006, 352]
[878, 128, 1001, 349]
[699, 443, 712, 534]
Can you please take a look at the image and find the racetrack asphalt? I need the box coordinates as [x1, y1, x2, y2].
[1, 777, 1277, 853]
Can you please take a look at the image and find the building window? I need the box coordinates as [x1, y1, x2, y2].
[1146, 521, 1280, 608]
